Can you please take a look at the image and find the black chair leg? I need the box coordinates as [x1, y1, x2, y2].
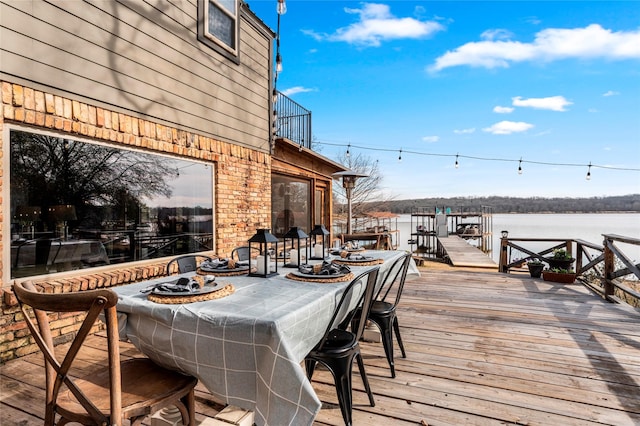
[332, 356, 355, 426]
[393, 316, 406, 358]
[305, 359, 317, 380]
[356, 352, 375, 407]
[376, 316, 396, 378]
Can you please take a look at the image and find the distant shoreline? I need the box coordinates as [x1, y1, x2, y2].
[370, 195, 640, 215]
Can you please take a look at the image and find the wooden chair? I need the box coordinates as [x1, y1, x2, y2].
[13, 281, 198, 426]
[353, 252, 412, 378]
[305, 267, 379, 426]
[165, 254, 213, 275]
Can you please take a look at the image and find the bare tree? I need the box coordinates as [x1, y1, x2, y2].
[333, 150, 391, 218]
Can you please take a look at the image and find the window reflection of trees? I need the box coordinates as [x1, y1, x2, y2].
[272, 176, 310, 237]
[9, 130, 213, 278]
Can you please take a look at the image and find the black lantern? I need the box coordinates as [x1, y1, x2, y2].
[283, 227, 309, 267]
[309, 224, 330, 260]
[248, 229, 279, 277]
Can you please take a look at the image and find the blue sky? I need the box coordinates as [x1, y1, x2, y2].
[248, 1, 640, 199]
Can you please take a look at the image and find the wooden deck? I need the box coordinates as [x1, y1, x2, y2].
[2, 265, 639, 425]
[438, 235, 498, 269]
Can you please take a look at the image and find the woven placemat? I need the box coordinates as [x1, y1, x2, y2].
[285, 272, 354, 283]
[148, 284, 235, 304]
[332, 258, 384, 267]
[196, 267, 251, 277]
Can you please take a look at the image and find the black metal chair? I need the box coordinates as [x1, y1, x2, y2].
[353, 252, 412, 378]
[165, 254, 213, 275]
[230, 246, 260, 262]
[305, 267, 379, 426]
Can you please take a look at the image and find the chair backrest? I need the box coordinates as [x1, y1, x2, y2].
[13, 281, 123, 424]
[166, 254, 213, 275]
[376, 252, 412, 308]
[230, 246, 260, 261]
[317, 267, 380, 350]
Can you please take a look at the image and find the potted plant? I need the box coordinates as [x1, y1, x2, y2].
[527, 259, 545, 278]
[544, 249, 575, 270]
[542, 267, 577, 284]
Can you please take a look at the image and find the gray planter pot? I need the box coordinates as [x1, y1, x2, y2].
[527, 263, 544, 278]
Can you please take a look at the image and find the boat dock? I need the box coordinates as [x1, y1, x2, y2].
[437, 235, 497, 268]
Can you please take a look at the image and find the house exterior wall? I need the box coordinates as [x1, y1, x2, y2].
[0, 0, 273, 152]
[0, 0, 274, 362]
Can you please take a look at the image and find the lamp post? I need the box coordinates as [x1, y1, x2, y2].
[333, 170, 368, 235]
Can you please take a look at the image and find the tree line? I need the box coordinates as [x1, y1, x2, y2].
[360, 194, 640, 214]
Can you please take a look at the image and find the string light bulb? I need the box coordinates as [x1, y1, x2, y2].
[398, 148, 402, 162]
[277, 0, 287, 15]
[517, 158, 523, 175]
[346, 144, 350, 158]
[586, 162, 592, 180]
[275, 53, 282, 72]
[455, 153, 459, 169]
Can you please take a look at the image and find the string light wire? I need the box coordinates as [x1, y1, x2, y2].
[314, 141, 640, 172]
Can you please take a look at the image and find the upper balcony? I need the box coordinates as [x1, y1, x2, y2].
[273, 90, 312, 149]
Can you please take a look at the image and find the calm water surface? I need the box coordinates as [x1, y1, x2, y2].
[394, 213, 640, 262]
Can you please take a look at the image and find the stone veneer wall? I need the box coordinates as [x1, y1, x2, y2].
[0, 81, 272, 362]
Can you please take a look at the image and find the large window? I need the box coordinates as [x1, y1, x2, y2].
[7, 129, 214, 279]
[198, 0, 239, 60]
[271, 175, 311, 237]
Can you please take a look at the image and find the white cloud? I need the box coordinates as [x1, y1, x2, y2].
[454, 128, 476, 134]
[304, 3, 444, 47]
[429, 24, 640, 72]
[281, 86, 316, 97]
[493, 106, 514, 114]
[481, 29, 514, 41]
[483, 121, 534, 135]
[603, 90, 620, 97]
[422, 136, 439, 143]
[512, 96, 572, 111]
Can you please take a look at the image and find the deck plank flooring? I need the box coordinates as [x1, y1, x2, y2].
[2, 265, 639, 426]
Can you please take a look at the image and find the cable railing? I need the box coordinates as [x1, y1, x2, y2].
[273, 91, 312, 149]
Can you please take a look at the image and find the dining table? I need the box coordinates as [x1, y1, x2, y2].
[113, 250, 419, 426]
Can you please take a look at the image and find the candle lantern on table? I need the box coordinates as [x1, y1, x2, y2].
[283, 227, 309, 267]
[309, 224, 330, 260]
[248, 228, 279, 277]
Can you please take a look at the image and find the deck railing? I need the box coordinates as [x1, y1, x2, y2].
[499, 234, 640, 306]
[273, 91, 312, 149]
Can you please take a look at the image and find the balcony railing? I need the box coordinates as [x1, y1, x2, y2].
[273, 91, 312, 149]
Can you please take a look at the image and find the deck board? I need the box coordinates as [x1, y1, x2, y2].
[438, 235, 498, 268]
[2, 265, 639, 426]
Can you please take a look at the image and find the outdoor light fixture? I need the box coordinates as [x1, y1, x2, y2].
[518, 158, 523, 175]
[309, 224, 330, 260]
[346, 144, 350, 158]
[277, 0, 287, 15]
[248, 229, 279, 278]
[276, 53, 283, 72]
[586, 162, 592, 180]
[501, 230, 509, 239]
[332, 170, 369, 235]
[283, 227, 309, 266]
[455, 153, 459, 169]
[398, 148, 402, 162]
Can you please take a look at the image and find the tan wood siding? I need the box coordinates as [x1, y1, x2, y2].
[0, 0, 273, 151]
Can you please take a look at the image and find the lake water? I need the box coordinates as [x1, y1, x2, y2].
[393, 213, 640, 263]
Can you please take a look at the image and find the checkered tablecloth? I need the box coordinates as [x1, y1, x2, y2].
[113, 250, 419, 426]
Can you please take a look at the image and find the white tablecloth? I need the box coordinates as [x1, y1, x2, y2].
[113, 250, 419, 426]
